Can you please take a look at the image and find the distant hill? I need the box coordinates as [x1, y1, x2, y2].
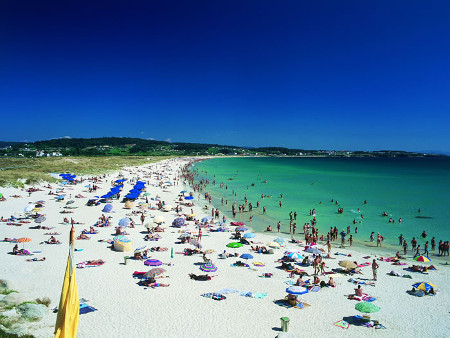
[0, 137, 446, 158]
[0, 141, 25, 148]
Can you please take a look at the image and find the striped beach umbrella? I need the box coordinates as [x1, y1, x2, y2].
[412, 282, 436, 292]
[236, 226, 248, 232]
[413, 255, 431, 262]
[274, 237, 285, 246]
[144, 268, 166, 279]
[286, 252, 303, 260]
[200, 262, 217, 272]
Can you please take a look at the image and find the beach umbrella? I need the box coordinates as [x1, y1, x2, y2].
[413, 255, 431, 262]
[17, 237, 31, 249]
[34, 216, 47, 224]
[253, 262, 265, 267]
[236, 226, 248, 232]
[24, 205, 34, 213]
[144, 268, 166, 279]
[184, 196, 194, 200]
[274, 237, 285, 246]
[267, 242, 280, 248]
[113, 235, 127, 241]
[118, 218, 131, 227]
[56, 195, 65, 200]
[102, 204, 113, 213]
[153, 216, 165, 224]
[226, 242, 243, 248]
[180, 190, 187, 194]
[286, 286, 308, 295]
[339, 261, 357, 269]
[200, 262, 217, 272]
[240, 253, 254, 260]
[243, 233, 256, 239]
[201, 216, 213, 223]
[355, 302, 380, 313]
[189, 239, 202, 249]
[172, 217, 185, 227]
[286, 252, 303, 260]
[412, 282, 436, 292]
[144, 259, 162, 266]
[305, 247, 322, 254]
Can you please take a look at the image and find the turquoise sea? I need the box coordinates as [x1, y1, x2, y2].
[191, 157, 450, 257]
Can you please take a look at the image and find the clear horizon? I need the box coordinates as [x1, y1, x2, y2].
[1, 1, 449, 152]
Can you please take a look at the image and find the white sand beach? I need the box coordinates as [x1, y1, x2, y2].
[1, 158, 449, 338]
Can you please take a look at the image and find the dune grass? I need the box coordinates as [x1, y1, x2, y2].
[0, 156, 173, 187]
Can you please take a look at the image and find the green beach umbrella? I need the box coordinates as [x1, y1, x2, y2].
[226, 242, 243, 248]
[355, 302, 380, 313]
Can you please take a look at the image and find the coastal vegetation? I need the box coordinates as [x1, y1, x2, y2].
[0, 156, 169, 187]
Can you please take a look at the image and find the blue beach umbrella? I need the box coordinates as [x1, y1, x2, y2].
[102, 204, 113, 213]
[172, 217, 185, 227]
[286, 252, 303, 260]
[236, 226, 248, 232]
[201, 216, 213, 223]
[118, 218, 131, 227]
[240, 253, 254, 260]
[243, 233, 256, 239]
[184, 196, 194, 200]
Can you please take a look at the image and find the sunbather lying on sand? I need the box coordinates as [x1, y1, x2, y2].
[189, 273, 217, 281]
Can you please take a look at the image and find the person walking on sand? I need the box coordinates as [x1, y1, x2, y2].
[198, 228, 202, 242]
[372, 259, 379, 281]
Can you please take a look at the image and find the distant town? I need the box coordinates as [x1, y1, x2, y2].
[0, 137, 444, 158]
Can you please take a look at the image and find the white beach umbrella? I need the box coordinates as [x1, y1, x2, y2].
[153, 216, 165, 224]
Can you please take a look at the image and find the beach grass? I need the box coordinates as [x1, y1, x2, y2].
[0, 156, 174, 187]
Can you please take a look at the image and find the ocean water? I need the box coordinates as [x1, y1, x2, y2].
[191, 157, 450, 256]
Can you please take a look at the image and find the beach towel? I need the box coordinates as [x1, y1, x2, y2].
[216, 288, 238, 294]
[310, 286, 321, 292]
[239, 291, 268, 299]
[79, 302, 97, 315]
[357, 262, 370, 267]
[334, 320, 349, 329]
[284, 280, 294, 285]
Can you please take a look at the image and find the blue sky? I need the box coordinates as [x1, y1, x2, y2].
[1, 1, 449, 152]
